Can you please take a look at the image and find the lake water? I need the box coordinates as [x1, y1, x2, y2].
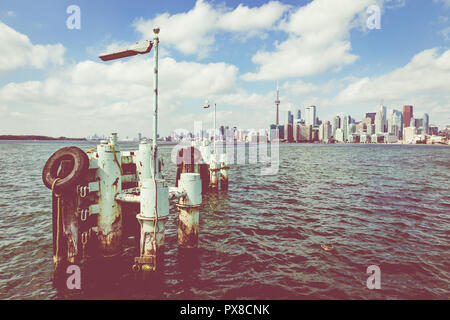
[0, 141, 449, 299]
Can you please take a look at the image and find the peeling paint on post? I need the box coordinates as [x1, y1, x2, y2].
[136, 141, 152, 185]
[136, 178, 169, 271]
[96, 136, 122, 257]
[177, 173, 202, 248]
[209, 154, 220, 190]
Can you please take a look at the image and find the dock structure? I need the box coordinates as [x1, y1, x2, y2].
[41, 28, 230, 284]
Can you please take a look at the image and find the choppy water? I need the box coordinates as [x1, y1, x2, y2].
[0, 141, 449, 299]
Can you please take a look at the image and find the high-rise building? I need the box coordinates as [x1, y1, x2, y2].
[375, 110, 383, 133]
[298, 125, 312, 142]
[332, 116, 341, 137]
[335, 128, 344, 142]
[423, 113, 429, 134]
[430, 125, 439, 136]
[403, 105, 414, 128]
[415, 118, 423, 129]
[297, 109, 301, 120]
[319, 121, 332, 142]
[342, 115, 351, 142]
[389, 109, 403, 139]
[365, 112, 376, 124]
[348, 123, 356, 139]
[286, 110, 294, 125]
[305, 106, 317, 126]
[284, 124, 294, 142]
[403, 126, 417, 143]
[380, 105, 387, 132]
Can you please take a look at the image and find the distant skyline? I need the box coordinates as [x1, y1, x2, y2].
[1, 0, 449, 138]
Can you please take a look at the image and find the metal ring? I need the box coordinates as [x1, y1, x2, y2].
[80, 186, 88, 198]
[132, 264, 140, 272]
[81, 232, 88, 245]
[80, 209, 88, 222]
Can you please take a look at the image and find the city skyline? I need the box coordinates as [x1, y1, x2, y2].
[0, 0, 449, 138]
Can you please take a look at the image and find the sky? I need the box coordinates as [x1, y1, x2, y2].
[0, 0, 449, 138]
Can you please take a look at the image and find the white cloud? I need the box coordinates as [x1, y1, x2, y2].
[242, 0, 382, 81]
[0, 54, 271, 136]
[0, 22, 65, 72]
[334, 48, 450, 104]
[325, 48, 450, 127]
[133, 0, 289, 58]
[7, 11, 16, 17]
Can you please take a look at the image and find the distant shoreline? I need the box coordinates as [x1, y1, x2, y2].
[0, 135, 86, 141]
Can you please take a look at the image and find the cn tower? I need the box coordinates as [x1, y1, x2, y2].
[275, 81, 280, 125]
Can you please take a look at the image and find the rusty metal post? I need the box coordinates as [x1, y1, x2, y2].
[209, 154, 220, 190]
[177, 173, 202, 248]
[219, 153, 229, 190]
[135, 178, 169, 271]
[96, 134, 122, 257]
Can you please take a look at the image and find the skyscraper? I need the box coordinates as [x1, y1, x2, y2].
[389, 110, 403, 139]
[297, 109, 301, 120]
[380, 104, 387, 132]
[286, 110, 294, 125]
[319, 121, 332, 142]
[342, 115, 351, 142]
[423, 113, 429, 134]
[305, 106, 317, 126]
[332, 116, 341, 137]
[375, 110, 383, 133]
[403, 105, 414, 128]
[285, 110, 293, 142]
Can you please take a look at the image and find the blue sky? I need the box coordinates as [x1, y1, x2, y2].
[0, 0, 449, 138]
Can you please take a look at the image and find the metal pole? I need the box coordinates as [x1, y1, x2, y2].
[153, 28, 159, 179]
[214, 103, 217, 156]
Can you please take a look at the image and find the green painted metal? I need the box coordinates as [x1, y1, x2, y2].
[96, 136, 122, 257]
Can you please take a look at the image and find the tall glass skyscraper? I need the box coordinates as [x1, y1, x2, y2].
[423, 113, 429, 134]
[389, 109, 403, 139]
[305, 106, 316, 126]
[286, 110, 293, 125]
[342, 115, 351, 142]
[375, 110, 383, 133]
[332, 116, 341, 137]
